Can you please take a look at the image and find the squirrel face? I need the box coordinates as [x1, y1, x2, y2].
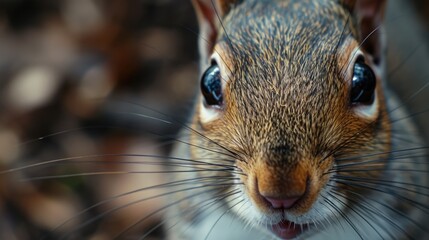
[192, 0, 390, 238]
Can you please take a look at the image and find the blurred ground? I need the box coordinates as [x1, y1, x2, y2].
[0, 0, 427, 240]
[0, 0, 198, 239]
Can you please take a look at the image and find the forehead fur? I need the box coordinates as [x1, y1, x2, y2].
[222, 0, 354, 92]
[214, 0, 359, 153]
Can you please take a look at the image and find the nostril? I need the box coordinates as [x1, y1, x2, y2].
[263, 196, 302, 209]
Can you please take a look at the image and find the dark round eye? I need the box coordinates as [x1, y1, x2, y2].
[351, 60, 376, 105]
[200, 63, 223, 106]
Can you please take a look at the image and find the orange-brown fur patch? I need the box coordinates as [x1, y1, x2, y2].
[192, 0, 391, 219]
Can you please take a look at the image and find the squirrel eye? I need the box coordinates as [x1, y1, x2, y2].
[350, 59, 376, 105]
[200, 63, 223, 106]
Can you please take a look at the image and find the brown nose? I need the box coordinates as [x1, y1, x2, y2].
[256, 162, 308, 209]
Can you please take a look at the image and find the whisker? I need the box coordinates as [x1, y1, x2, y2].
[335, 146, 428, 162]
[49, 176, 239, 236]
[30, 159, 240, 174]
[65, 182, 239, 239]
[1, 153, 238, 175]
[388, 79, 429, 116]
[330, 175, 429, 193]
[328, 183, 427, 235]
[331, 168, 428, 174]
[177, 25, 234, 86]
[115, 111, 173, 125]
[312, 207, 331, 234]
[112, 183, 242, 239]
[334, 155, 429, 169]
[391, 106, 429, 124]
[328, 188, 404, 239]
[387, 43, 422, 78]
[17, 126, 123, 147]
[203, 195, 244, 240]
[332, 180, 429, 213]
[154, 190, 238, 239]
[326, 191, 385, 240]
[322, 194, 365, 240]
[390, 133, 423, 145]
[114, 99, 244, 161]
[22, 168, 244, 182]
[327, 13, 350, 74]
[140, 188, 240, 240]
[318, 199, 347, 235]
[114, 114, 239, 160]
[209, 0, 238, 58]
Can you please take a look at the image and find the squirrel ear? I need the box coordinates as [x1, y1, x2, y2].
[192, 0, 237, 64]
[341, 0, 387, 64]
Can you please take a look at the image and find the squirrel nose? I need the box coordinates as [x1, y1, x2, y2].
[262, 195, 302, 209]
[255, 166, 309, 209]
[255, 162, 308, 210]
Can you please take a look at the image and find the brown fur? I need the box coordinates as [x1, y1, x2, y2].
[192, 0, 391, 215]
[166, 0, 426, 239]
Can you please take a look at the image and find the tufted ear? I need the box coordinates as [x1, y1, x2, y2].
[192, 0, 238, 65]
[341, 0, 387, 64]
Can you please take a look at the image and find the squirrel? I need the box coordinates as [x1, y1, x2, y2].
[0, 0, 427, 239]
[165, 0, 429, 239]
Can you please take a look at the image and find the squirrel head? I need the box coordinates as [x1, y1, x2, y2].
[191, 0, 390, 237]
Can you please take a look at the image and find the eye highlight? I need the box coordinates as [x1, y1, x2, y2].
[350, 59, 376, 105]
[200, 63, 223, 106]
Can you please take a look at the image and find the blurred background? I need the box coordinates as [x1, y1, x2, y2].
[0, 0, 198, 239]
[0, 0, 427, 239]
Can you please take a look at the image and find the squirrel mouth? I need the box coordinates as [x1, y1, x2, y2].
[270, 220, 308, 239]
